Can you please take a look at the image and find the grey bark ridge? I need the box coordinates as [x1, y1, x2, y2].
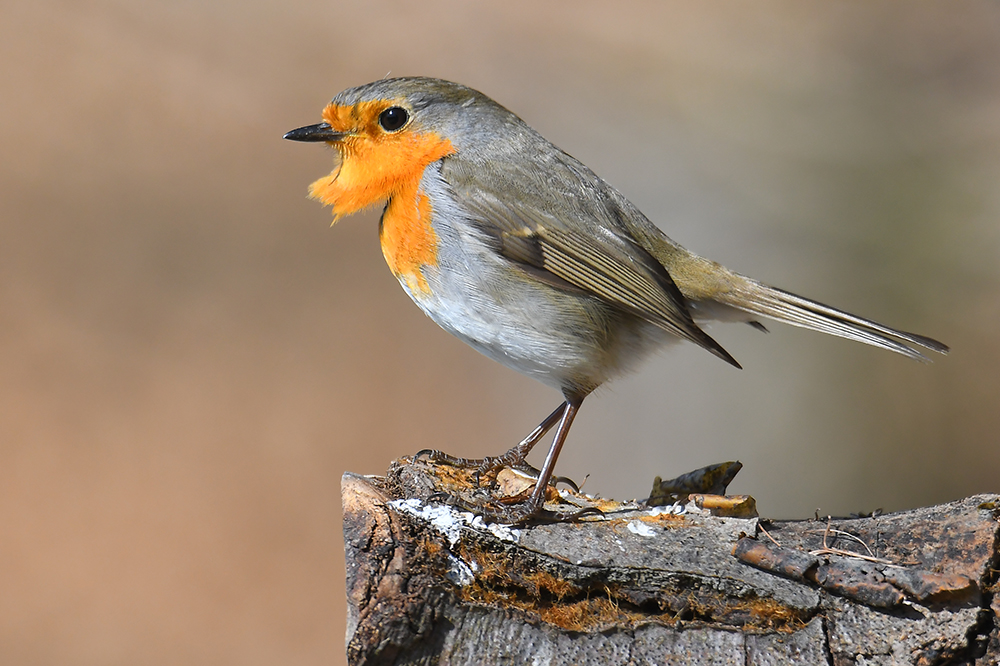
[343, 458, 1000, 665]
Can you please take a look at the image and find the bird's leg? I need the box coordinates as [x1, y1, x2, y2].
[518, 397, 581, 517]
[472, 403, 566, 485]
[477, 396, 594, 524]
[417, 403, 566, 486]
[419, 398, 598, 524]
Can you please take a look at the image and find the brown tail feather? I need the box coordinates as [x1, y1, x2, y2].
[714, 277, 949, 361]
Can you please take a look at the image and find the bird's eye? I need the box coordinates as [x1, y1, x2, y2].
[378, 107, 409, 132]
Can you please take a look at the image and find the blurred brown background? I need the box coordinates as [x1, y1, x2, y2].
[2, 1, 998, 663]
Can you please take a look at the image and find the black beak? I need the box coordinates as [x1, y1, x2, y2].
[283, 122, 345, 143]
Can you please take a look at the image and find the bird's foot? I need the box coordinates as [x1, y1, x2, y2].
[415, 448, 578, 491]
[416, 443, 532, 486]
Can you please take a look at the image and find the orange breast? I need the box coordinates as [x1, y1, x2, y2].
[306, 101, 455, 295]
[380, 183, 439, 295]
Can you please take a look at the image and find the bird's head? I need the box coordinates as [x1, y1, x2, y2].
[284, 77, 512, 221]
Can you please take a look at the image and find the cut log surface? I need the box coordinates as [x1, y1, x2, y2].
[343, 458, 1000, 666]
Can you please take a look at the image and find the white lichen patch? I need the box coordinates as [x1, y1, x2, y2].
[444, 553, 475, 587]
[626, 520, 657, 538]
[649, 502, 690, 517]
[389, 498, 521, 544]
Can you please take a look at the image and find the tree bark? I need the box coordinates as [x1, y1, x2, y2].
[343, 458, 1000, 666]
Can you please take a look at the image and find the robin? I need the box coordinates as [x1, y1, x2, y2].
[285, 77, 947, 522]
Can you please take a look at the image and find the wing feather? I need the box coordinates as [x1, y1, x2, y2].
[442, 161, 741, 369]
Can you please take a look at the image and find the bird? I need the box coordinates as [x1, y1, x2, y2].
[284, 77, 948, 522]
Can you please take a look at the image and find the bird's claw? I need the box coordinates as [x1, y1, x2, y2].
[414, 449, 579, 492]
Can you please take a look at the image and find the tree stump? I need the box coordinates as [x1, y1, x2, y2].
[342, 457, 999, 665]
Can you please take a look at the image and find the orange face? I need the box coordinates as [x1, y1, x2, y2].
[307, 100, 455, 295]
[307, 100, 454, 219]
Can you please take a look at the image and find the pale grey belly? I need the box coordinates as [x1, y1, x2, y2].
[399, 241, 670, 396]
